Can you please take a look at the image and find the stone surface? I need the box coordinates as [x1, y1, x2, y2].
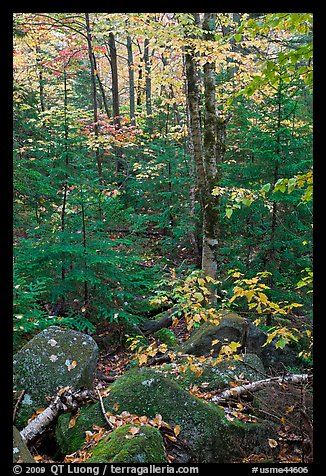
[13, 326, 99, 429]
[87, 425, 166, 463]
[55, 367, 277, 463]
[181, 310, 299, 371]
[181, 310, 245, 357]
[13, 426, 34, 463]
[166, 353, 266, 391]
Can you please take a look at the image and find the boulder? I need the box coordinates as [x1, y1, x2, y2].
[13, 426, 34, 463]
[55, 367, 277, 463]
[181, 310, 299, 371]
[181, 311, 245, 357]
[87, 425, 166, 463]
[13, 326, 99, 429]
[167, 353, 266, 391]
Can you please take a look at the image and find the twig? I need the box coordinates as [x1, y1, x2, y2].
[13, 389, 25, 424]
[96, 389, 114, 430]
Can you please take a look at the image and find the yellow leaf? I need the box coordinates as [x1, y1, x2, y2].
[138, 354, 148, 366]
[245, 290, 255, 302]
[158, 343, 168, 353]
[165, 434, 177, 442]
[257, 292, 269, 305]
[212, 339, 220, 346]
[67, 360, 78, 371]
[174, 424, 181, 436]
[33, 455, 43, 462]
[268, 438, 278, 448]
[68, 411, 80, 429]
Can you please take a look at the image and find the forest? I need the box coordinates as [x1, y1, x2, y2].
[13, 12, 313, 466]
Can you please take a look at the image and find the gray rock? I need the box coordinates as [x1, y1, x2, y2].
[181, 310, 299, 371]
[13, 426, 34, 463]
[55, 367, 278, 463]
[13, 326, 99, 429]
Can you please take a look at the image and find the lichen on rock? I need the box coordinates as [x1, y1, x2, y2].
[55, 367, 277, 462]
[13, 426, 34, 463]
[13, 326, 99, 429]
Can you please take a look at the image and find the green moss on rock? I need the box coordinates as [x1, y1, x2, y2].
[13, 326, 99, 429]
[55, 367, 277, 462]
[181, 310, 245, 357]
[167, 353, 265, 391]
[87, 425, 166, 463]
[13, 426, 34, 463]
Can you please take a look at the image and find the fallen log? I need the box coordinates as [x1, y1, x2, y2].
[140, 308, 178, 335]
[20, 387, 97, 446]
[212, 373, 312, 404]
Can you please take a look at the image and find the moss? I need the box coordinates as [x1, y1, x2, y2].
[154, 328, 178, 348]
[181, 310, 245, 357]
[56, 402, 106, 455]
[13, 326, 99, 429]
[13, 426, 34, 463]
[87, 425, 166, 463]
[55, 367, 277, 463]
[168, 353, 265, 391]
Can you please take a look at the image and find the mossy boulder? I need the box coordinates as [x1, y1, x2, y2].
[55, 367, 277, 463]
[13, 426, 34, 463]
[181, 310, 299, 371]
[87, 425, 166, 463]
[181, 311, 245, 357]
[13, 326, 99, 429]
[167, 353, 265, 391]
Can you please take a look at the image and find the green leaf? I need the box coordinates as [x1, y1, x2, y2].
[193, 292, 204, 302]
[225, 208, 233, 219]
[261, 183, 271, 193]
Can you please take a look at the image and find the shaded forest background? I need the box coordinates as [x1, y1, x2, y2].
[13, 12, 313, 365]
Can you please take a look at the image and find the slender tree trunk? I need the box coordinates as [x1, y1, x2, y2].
[127, 35, 136, 126]
[136, 40, 144, 110]
[266, 78, 283, 325]
[36, 44, 45, 112]
[144, 38, 152, 116]
[201, 12, 221, 284]
[185, 13, 227, 301]
[85, 13, 103, 182]
[108, 32, 124, 176]
[93, 56, 111, 119]
[61, 67, 69, 285]
[108, 32, 121, 129]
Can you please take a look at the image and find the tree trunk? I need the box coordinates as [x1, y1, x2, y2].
[136, 40, 143, 110]
[144, 38, 152, 116]
[108, 32, 121, 130]
[35, 44, 45, 112]
[108, 32, 124, 176]
[127, 35, 136, 126]
[201, 12, 221, 284]
[60, 67, 69, 285]
[185, 13, 225, 301]
[84, 13, 103, 182]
